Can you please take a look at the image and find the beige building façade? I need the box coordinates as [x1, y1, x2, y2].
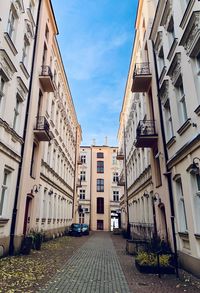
[118, 0, 200, 278]
[0, 0, 81, 256]
[75, 144, 122, 231]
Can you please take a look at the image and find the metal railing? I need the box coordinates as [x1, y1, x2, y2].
[35, 116, 50, 132]
[41, 65, 53, 80]
[130, 221, 154, 240]
[136, 120, 157, 137]
[133, 62, 151, 77]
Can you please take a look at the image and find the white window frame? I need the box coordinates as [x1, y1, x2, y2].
[175, 177, 188, 233]
[79, 189, 86, 200]
[0, 169, 11, 217]
[113, 191, 119, 202]
[80, 171, 86, 181]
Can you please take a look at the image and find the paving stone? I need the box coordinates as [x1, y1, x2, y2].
[40, 232, 130, 293]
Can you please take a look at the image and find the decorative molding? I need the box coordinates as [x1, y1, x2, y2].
[4, 33, 18, 56]
[194, 105, 200, 116]
[17, 76, 28, 102]
[180, 0, 195, 29]
[160, 0, 172, 28]
[19, 61, 30, 79]
[0, 49, 17, 80]
[167, 53, 181, 85]
[154, 31, 163, 52]
[159, 66, 167, 86]
[0, 118, 23, 144]
[180, 11, 200, 57]
[160, 80, 169, 105]
[0, 218, 9, 227]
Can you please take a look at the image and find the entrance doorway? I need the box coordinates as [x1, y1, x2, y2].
[97, 220, 103, 230]
[23, 196, 32, 235]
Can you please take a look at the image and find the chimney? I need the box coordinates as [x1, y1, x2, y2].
[92, 138, 96, 146]
[104, 136, 108, 146]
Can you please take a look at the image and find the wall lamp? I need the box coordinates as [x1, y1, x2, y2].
[48, 189, 53, 195]
[153, 192, 161, 203]
[31, 184, 39, 194]
[190, 157, 200, 175]
[143, 190, 149, 198]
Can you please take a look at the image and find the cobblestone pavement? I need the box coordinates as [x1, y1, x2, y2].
[40, 232, 130, 293]
[111, 234, 200, 293]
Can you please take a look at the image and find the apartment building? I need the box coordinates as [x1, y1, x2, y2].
[118, 0, 173, 246]
[0, 0, 81, 256]
[76, 145, 122, 231]
[150, 0, 200, 278]
[0, 0, 40, 256]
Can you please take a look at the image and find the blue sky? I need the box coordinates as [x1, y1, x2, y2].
[51, 0, 137, 146]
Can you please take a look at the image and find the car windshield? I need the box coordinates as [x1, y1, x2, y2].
[72, 224, 81, 228]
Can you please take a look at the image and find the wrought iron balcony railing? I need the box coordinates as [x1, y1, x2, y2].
[39, 65, 54, 92]
[135, 120, 158, 148]
[34, 116, 51, 141]
[132, 62, 152, 92]
[133, 62, 151, 77]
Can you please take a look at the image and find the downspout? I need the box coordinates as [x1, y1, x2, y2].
[9, 0, 42, 255]
[151, 40, 179, 277]
[123, 124, 130, 238]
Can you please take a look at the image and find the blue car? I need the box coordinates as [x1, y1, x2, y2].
[69, 223, 82, 236]
[81, 224, 89, 235]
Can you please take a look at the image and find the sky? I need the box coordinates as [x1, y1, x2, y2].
[51, 0, 137, 146]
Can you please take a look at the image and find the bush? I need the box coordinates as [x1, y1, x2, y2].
[136, 251, 172, 267]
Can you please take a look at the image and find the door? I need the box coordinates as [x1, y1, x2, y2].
[97, 220, 103, 230]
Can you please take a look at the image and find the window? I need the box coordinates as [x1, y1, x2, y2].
[176, 78, 187, 124]
[154, 151, 162, 187]
[30, 143, 37, 178]
[97, 161, 104, 173]
[97, 152, 104, 158]
[0, 76, 6, 98]
[113, 191, 119, 202]
[97, 197, 104, 214]
[7, 9, 16, 40]
[22, 37, 29, 66]
[81, 155, 86, 164]
[45, 24, 49, 41]
[112, 155, 117, 165]
[80, 171, 86, 181]
[79, 213, 84, 224]
[167, 17, 175, 48]
[163, 99, 173, 141]
[113, 172, 119, 183]
[191, 173, 200, 234]
[51, 101, 55, 120]
[176, 177, 188, 232]
[97, 179, 104, 192]
[13, 95, 21, 131]
[0, 169, 11, 216]
[79, 189, 85, 200]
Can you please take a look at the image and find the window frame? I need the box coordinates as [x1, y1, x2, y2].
[97, 179, 104, 192]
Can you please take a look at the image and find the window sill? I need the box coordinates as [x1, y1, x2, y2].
[177, 118, 191, 136]
[4, 33, 18, 56]
[194, 234, 200, 240]
[194, 105, 200, 116]
[166, 136, 176, 149]
[0, 218, 9, 227]
[178, 231, 189, 239]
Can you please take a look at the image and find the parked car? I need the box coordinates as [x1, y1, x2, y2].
[69, 223, 82, 236]
[81, 224, 89, 235]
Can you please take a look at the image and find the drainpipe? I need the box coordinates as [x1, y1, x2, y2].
[9, 0, 42, 255]
[151, 40, 179, 277]
[123, 124, 130, 238]
[72, 126, 78, 222]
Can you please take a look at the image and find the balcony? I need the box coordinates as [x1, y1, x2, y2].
[135, 120, 158, 148]
[117, 175, 125, 187]
[77, 157, 83, 165]
[34, 116, 51, 141]
[39, 65, 54, 92]
[131, 62, 152, 92]
[116, 151, 124, 160]
[76, 178, 82, 188]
